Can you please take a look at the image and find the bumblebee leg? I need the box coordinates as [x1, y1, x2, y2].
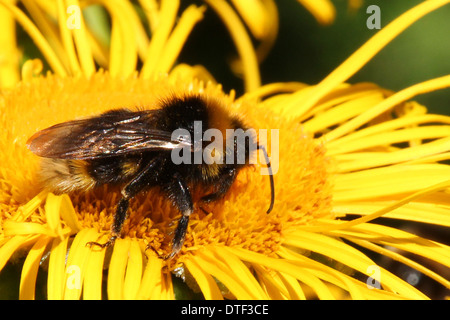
[164, 173, 193, 260]
[86, 197, 129, 249]
[87, 158, 160, 249]
[200, 167, 236, 203]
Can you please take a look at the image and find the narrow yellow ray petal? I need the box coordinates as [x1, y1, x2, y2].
[297, 0, 335, 25]
[204, 0, 260, 92]
[56, 0, 81, 75]
[194, 249, 257, 299]
[21, 0, 70, 71]
[107, 238, 131, 300]
[323, 75, 450, 142]
[278, 246, 368, 300]
[64, 0, 95, 76]
[0, 235, 39, 271]
[364, 229, 450, 266]
[125, 1, 150, 62]
[44, 193, 64, 239]
[82, 234, 108, 300]
[160, 272, 174, 300]
[169, 63, 216, 84]
[304, 92, 385, 133]
[328, 126, 450, 156]
[21, 58, 43, 82]
[85, 27, 109, 68]
[123, 240, 143, 300]
[307, 180, 450, 233]
[335, 164, 450, 191]
[141, 0, 179, 78]
[326, 114, 450, 152]
[334, 136, 450, 172]
[225, 247, 335, 299]
[184, 257, 224, 300]
[99, 0, 138, 77]
[63, 228, 97, 300]
[252, 264, 289, 299]
[137, 0, 159, 33]
[329, 126, 450, 155]
[333, 165, 450, 201]
[0, 0, 67, 76]
[324, 222, 450, 281]
[345, 237, 450, 290]
[155, 5, 205, 74]
[333, 198, 450, 227]
[136, 254, 163, 299]
[0, 1, 20, 87]
[230, 0, 269, 39]
[19, 236, 50, 300]
[276, 271, 306, 300]
[11, 190, 48, 223]
[234, 0, 278, 67]
[47, 237, 69, 300]
[212, 246, 269, 299]
[58, 194, 82, 234]
[285, 0, 450, 116]
[283, 231, 427, 299]
[3, 221, 54, 237]
[242, 82, 307, 101]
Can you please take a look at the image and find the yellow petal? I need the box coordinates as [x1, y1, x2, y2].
[324, 75, 450, 142]
[64, 0, 95, 76]
[283, 230, 427, 298]
[0, 235, 38, 270]
[212, 246, 269, 299]
[98, 0, 138, 77]
[136, 254, 163, 299]
[334, 197, 450, 227]
[193, 249, 257, 299]
[285, 0, 450, 116]
[82, 233, 108, 300]
[230, 0, 271, 39]
[47, 237, 69, 300]
[0, 0, 67, 76]
[225, 246, 336, 299]
[56, 0, 81, 75]
[184, 257, 224, 300]
[155, 5, 205, 74]
[334, 137, 450, 172]
[204, 0, 260, 92]
[123, 239, 144, 300]
[19, 236, 50, 300]
[58, 194, 82, 234]
[141, 0, 180, 78]
[296, 0, 336, 25]
[63, 228, 98, 299]
[107, 238, 131, 300]
[334, 164, 450, 201]
[0, 0, 20, 87]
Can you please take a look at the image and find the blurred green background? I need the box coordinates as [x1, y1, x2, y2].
[181, 0, 450, 115]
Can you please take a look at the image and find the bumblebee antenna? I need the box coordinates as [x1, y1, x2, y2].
[258, 144, 275, 213]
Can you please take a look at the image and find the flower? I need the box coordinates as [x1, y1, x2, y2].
[1, 0, 450, 300]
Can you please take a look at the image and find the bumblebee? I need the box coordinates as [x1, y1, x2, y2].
[27, 94, 274, 259]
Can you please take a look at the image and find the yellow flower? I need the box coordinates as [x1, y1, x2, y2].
[1, 0, 450, 300]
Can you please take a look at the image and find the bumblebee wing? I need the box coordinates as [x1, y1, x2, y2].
[27, 109, 192, 160]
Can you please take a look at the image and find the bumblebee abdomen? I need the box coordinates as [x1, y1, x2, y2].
[39, 158, 96, 194]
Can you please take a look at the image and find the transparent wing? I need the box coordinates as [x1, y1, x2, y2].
[27, 109, 192, 160]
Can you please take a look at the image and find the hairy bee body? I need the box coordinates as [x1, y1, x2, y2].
[28, 94, 273, 259]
